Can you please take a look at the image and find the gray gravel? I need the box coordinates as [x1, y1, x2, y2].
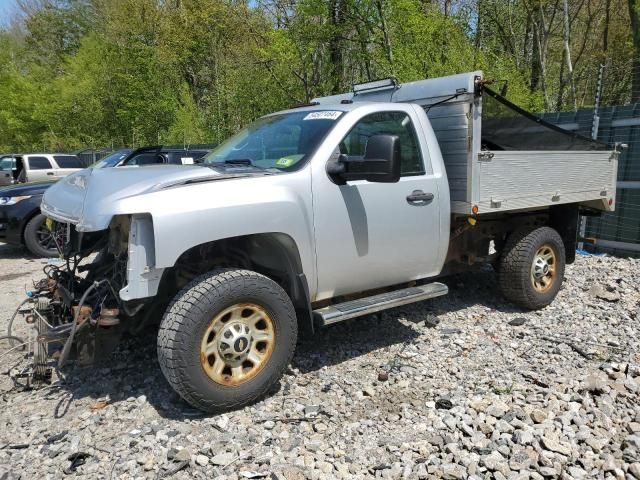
[0, 241, 639, 479]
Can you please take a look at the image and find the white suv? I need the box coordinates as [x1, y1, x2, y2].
[10, 153, 85, 184]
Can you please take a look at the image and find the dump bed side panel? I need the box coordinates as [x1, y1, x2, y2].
[477, 151, 617, 213]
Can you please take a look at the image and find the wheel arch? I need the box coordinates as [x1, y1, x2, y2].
[20, 208, 44, 245]
[549, 204, 580, 264]
[162, 232, 314, 334]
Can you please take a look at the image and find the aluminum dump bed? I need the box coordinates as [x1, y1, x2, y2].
[313, 72, 618, 216]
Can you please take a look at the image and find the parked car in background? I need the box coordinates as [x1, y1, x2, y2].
[0, 182, 54, 257]
[0, 146, 213, 257]
[90, 148, 133, 168]
[117, 146, 210, 166]
[0, 153, 84, 186]
[91, 146, 212, 168]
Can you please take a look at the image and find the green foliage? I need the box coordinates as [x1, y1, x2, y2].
[0, 0, 636, 151]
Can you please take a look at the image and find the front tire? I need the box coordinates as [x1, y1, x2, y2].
[498, 226, 566, 310]
[157, 268, 298, 412]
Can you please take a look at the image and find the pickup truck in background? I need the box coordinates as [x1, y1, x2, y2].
[23, 71, 617, 412]
[0, 153, 84, 186]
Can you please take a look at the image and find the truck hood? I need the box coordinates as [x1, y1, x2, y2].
[41, 164, 267, 230]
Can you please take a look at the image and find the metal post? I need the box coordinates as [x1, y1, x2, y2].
[579, 64, 606, 251]
[591, 63, 605, 140]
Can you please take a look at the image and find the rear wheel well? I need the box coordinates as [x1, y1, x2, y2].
[445, 204, 580, 269]
[156, 233, 313, 333]
[548, 204, 579, 264]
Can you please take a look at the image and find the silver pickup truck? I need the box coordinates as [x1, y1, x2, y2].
[25, 72, 617, 412]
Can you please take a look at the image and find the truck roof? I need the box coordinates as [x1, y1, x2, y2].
[272, 101, 394, 117]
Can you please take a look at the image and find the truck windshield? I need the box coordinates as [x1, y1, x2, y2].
[202, 110, 343, 170]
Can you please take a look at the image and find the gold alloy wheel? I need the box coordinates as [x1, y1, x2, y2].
[530, 245, 557, 293]
[200, 303, 275, 386]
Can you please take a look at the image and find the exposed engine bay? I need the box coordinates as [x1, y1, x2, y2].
[8, 215, 270, 386]
[9, 218, 133, 384]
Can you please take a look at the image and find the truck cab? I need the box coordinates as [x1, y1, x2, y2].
[301, 102, 450, 300]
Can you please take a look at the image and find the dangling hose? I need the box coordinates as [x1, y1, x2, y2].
[0, 340, 33, 362]
[58, 280, 107, 368]
[5, 299, 30, 348]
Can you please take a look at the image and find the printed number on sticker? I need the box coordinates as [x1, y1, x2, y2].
[304, 111, 342, 121]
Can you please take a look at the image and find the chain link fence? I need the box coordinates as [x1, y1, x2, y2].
[541, 63, 640, 257]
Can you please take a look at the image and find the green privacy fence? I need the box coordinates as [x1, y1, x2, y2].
[541, 104, 640, 257]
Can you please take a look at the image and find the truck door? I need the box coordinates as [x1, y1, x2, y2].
[25, 156, 56, 182]
[311, 107, 444, 301]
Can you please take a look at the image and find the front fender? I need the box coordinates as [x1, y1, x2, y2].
[117, 172, 317, 297]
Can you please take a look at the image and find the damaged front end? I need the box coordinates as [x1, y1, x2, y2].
[13, 216, 148, 384]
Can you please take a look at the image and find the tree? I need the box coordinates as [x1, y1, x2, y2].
[0, 0, 638, 152]
[630, 0, 640, 101]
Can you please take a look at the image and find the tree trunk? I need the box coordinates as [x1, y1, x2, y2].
[530, 22, 542, 92]
[557, 50, 566, 110]
[603, 0, 611, 55]
[354, 20, 373, 81]
[629, 0, 640, 102]
[374, 0, 394, 74]
[529, 0, 551, 109]
[562, 0, 577, 110]
[474, 0, 482, 67]
[328, 0, 346, 93]
[443, 0, 452, 17]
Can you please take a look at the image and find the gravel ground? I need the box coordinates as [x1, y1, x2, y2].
[0, 241, 639, 480]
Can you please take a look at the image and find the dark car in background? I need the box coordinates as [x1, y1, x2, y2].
[0, 146, 212, 257]
[110, 145, 210, 166]
[90, 148, 133, 168]
[0, 182, 53, 256]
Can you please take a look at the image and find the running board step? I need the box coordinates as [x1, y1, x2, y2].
[313, 282, 448, 326]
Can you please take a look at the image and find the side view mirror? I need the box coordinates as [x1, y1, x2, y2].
[327, 134, 401, 184]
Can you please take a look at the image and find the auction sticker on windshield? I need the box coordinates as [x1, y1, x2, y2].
[304, 111, 342, 121]
[276, 155, 304, 167]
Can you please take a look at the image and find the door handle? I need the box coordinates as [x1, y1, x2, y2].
[46, 172, 55, 176]
[406, 190, 434, 205]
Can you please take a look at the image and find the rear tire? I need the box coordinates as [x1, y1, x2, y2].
[498, 226, 566, 310]
[23, 213, 58, 258]
[157, 268, 297, 412]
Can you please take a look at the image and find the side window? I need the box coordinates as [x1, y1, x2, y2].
[53, 155, 84, 169]
[126, 153, 164, 166]
[28, 156, 53, 170]
[340, 112, 425, 176]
